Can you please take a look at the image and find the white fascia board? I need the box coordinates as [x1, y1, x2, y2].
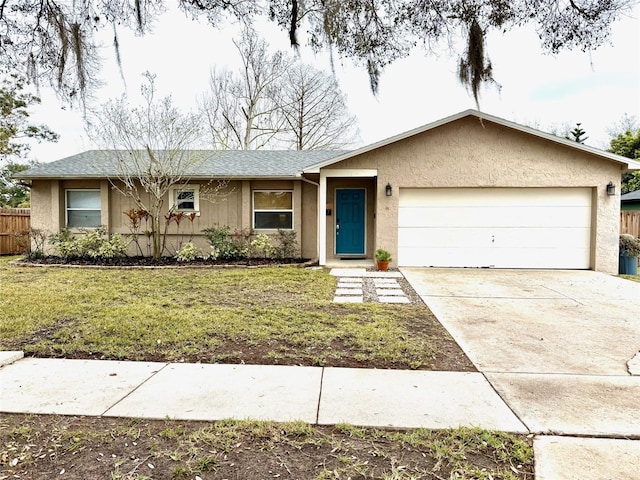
[321, 168, 378, 178]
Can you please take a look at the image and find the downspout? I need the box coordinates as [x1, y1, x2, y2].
[298, 173, 321, 264]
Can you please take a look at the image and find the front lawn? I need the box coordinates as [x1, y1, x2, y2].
[0, 258, 472, 370]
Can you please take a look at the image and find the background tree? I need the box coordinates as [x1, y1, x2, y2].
[0, 1, 632, 105]
[0, 75, 59, 164]
[88, 72, 209, 258]
[566, 123, 589, 144]
[201, 28, 358, 150]
[200, 27, 292, 150]
[607, 119, 640, 193]
[0, 75, 58, 207]
[0, 161, 36, 207]
[278, 63, 358, 150]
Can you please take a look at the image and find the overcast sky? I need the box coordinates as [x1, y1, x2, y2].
[27, 4, 640, 162]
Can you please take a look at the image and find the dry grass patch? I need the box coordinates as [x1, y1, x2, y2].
[0, 414, 534, 480]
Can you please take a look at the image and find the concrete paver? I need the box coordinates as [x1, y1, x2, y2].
[0, 358, 163, 416]
[373, 279, 400, 286]
[0, 351, 23, 368]
[376, 288, 405, 296]
[487, 372, 640, 436]
[379, 296, 411, 304]
[330, 268, 367, 277]
[317, 368, 527, 432]
[105, 363, 322, 423]
[339, 277, 363, 284]
[333, 296, 363, 303]
[335, 288, 363, 295]
[364, 271, 403, 278]
[534, 436, 640, 480]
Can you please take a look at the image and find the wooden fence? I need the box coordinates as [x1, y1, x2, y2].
[621, 211, 640, 238]
[0, 208, 30, 255]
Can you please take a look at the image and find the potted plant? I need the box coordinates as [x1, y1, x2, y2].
[375, 248, 392, 271]
[619, 234, 640, 275]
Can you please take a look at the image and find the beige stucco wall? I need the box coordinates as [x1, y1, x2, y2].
[31, 178, 317, 259]
[321, 117, 624, 273]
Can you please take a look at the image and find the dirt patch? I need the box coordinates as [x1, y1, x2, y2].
[0, 414, 534, 480]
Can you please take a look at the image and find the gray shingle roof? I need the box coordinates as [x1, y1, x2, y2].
[621, 190, 640, 202]
[18, 150, 348, 179]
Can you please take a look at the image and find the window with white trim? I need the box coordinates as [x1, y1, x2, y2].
[169, 185, 200, 212]
[253, 191, 293, 229]
[66, 189, 101, 228]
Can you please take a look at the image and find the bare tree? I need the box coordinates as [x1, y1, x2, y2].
[201, 30, 357, 150]
[88, 72, 211, 258]
[200, 27, 292, 150]
[278, 62, 358, 150]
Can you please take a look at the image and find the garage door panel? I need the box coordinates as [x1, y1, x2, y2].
[399, 206, 591, 228]
[397, 188, 592, 269]
[399, 187, 591, 207]
[399, 227, 591, 249]
[398, 246, 493, 268]
[398, 245, 590, 269]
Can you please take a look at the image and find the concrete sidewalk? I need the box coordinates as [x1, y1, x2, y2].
[0, 353, 525, 432]
[4, 352, 640, 479]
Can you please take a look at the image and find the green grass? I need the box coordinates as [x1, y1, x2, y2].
[0, 257, 441, 368]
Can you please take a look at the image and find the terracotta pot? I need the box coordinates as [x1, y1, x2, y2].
[377, 260, 389, 271]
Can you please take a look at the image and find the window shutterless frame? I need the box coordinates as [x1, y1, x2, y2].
[65, 189, 101, 228]
[252, 190, 294, 230]
[169, 184, 200, 212]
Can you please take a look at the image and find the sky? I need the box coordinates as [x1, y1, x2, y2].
[27, 3, 640, 162]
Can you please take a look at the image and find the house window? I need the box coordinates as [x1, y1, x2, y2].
[253, 191, 293, 229]
[66, 189, 101, 228]
[170, 185, 200, 212]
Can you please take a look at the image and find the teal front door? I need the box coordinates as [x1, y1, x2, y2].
[335, 188, 365, 255]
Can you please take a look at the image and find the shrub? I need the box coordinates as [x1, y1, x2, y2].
[620, 234, 640, 257]
[202, 226, 240, 260]
[48, 228, 82, 261]
[176, 242, 201, 262]
[250, 233, 274, 258]
[49, 227, 128, 262]
[15, 228, 47, 260]
[97, 234, 128, 259]
[273, 229, 299, 259]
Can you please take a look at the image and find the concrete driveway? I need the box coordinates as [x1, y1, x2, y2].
[401, 268, 640, 376]
[401, 268, 640, 442]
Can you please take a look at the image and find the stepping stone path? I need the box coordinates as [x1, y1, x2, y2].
[330, 268, 412, 304]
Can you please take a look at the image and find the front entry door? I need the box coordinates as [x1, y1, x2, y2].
[335, 188, 365, 255]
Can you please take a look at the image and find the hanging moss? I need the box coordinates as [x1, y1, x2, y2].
[457, 18, 500, 107]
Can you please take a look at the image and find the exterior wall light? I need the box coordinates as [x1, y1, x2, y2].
[385, 183, 392, 196]
[606, 182, 615, 196]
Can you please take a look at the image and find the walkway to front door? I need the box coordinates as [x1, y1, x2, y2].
[330, 268, 418, 304]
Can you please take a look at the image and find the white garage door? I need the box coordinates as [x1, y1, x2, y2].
[398, 188, 592, 269]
